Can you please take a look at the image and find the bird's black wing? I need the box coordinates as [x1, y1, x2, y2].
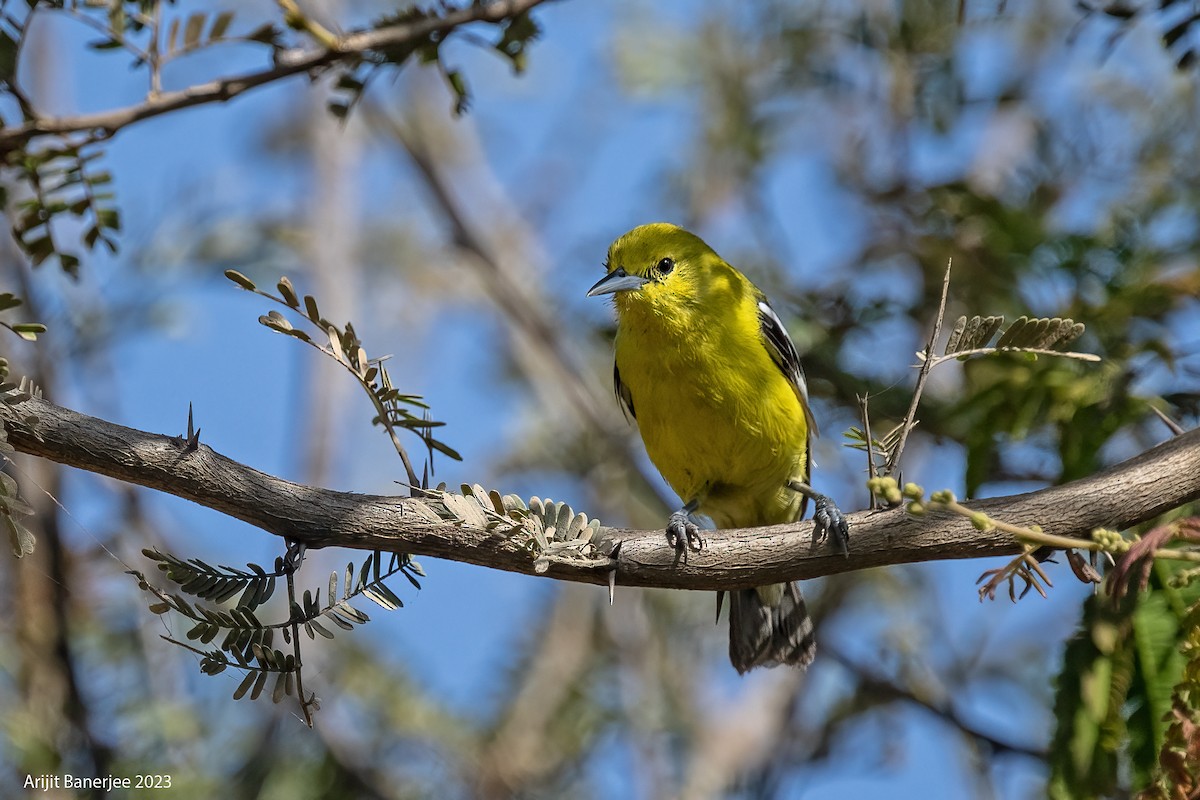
[756, 297, 818, 438]
[614, 361, 635, 420]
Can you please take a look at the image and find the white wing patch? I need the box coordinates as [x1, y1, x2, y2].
[756, 299, 818, 438]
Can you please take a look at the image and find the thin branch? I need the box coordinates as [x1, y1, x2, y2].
[932, 493, 1200, 564]
[858, 393, 877, 509]
[282, 541, 314, 728]
[277, 0, 340, 49]
[148, 3, 163, 96]
[3, 398, 1199, 592]
[1152, 404, 1187, 436]
[231, 277, 424, 486]
[0, 0, 553, 154]
[918, 346, 1101, 367]
[55, 6, 152, 67]
[887, 258, 952, 474]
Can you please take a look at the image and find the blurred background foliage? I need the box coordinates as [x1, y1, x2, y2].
[1, 0, 1199, 798]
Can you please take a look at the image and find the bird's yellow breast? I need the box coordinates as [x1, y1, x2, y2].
[614, 287, 808, 529]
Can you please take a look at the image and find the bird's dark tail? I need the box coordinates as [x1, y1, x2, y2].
[727, 581, 816, 674]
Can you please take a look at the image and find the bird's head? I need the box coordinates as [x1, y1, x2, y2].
[586, 223, 723, 315]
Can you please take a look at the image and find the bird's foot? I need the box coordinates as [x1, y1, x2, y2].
[666, 508, 706, 552]
[787, 480, 850, 556]
[812, 494, 850, 556]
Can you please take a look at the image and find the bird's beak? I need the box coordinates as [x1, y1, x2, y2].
[586, 267, 649, 297]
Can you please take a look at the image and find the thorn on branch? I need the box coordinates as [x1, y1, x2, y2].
[607, 540, 621, 606]
[170, 402, 201, 452]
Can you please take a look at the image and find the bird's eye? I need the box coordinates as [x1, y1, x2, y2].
[656, 257, 675, 276]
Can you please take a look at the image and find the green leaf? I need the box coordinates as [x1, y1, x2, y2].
[1049, 566, 1200, 797]
[87, 38, 125, 51]
[325, 610, 354, 631]
[306, 618, 334, 639]
[5, 514, 35, 557]
[277, 277, 299, 308]
[232, 670, 257, 700]
[58, 253, 80, 278]
[96, 207, 120, 231]
[1129, 590, 1181, 786]
[445, 69, 469, 115]
[184, 13, 205, 49]
[167, 17, 180, 53]
[260, 311, 292, 331]
[25, 236, 54, 267]
[210, 11, 234, 41]
[0, 30, 17, 84]
[250, 668, 269, 700]
[224, 269, 256, 290]
[429, 439, 463, 461]
[1049, 595, 1124, 798]
[995, 316, 1028, 348]
[335, 73, 365, 93]
[246, 23, 282, 45]
[363, 583, 403, 611]
[12, 323, 45, 341]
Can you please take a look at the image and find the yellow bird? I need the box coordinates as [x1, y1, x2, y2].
[588, 223, 848, 673]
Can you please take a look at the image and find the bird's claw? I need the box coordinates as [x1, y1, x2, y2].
[667, 509, 705, 552]
[813, 494, 850, 556]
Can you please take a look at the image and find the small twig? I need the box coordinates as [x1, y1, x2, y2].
[0, 0, 551, 153]
[237, 281, 424, 487]
[918, 346, 1101, 368]
[887, 258, 952, 474]
[858, 393, 878, 509]
[148, 3, 162, 96]
[160, 636, 224, 660]
[282, 539, 315, 728]
[1151, 405, 1186, 437]
[58, 7, 152, 66]
[277, 0, 340, 49]
[929, 495, 1200, 592]
[930, 494, 1101, 552]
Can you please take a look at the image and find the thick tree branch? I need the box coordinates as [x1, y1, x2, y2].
[3, 397, 1198, 590]
[0, 0, 551, 153]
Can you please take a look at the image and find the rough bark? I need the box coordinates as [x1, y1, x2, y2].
[4, 397, 1198, 591]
